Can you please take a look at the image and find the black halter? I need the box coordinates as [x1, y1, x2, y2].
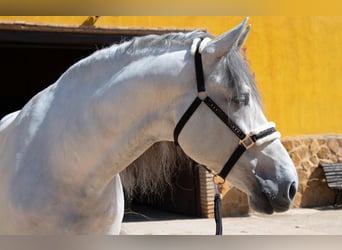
[173, 39, 277, 184]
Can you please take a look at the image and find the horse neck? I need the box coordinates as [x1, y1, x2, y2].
[51, 47, 196, 198]
[0, 46, 196, 230]
[88, 49, 195, 166]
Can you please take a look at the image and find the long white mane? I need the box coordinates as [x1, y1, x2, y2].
[120, 141, 194, 203]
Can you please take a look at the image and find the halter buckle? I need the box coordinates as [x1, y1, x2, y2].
[240, 135, 255, 149]
[213, 173, 225, 185]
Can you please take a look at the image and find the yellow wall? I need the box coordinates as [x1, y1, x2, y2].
[1, 16, 341, 137]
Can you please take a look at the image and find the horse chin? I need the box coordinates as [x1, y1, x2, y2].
[249, 194, 274, 215]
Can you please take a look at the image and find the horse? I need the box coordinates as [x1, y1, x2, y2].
[0, 18, 298, 234]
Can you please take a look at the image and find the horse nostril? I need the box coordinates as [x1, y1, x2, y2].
[288, 181, 297, 200]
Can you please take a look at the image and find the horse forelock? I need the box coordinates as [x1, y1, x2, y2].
[224, 47, 262, 109]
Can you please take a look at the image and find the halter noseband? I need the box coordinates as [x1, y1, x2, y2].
[173, 38, 280, 184]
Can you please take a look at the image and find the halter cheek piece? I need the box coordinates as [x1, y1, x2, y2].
[173, 38, 280, 184]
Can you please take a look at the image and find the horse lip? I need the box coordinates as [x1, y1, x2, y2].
[262, 190, 291, 213]
[260, 193, 275, 214]
[273, 206, 290, 213]
[270, 201, 291, 213]
[254, 174, 292, 213]
[250, 190, 290, 214]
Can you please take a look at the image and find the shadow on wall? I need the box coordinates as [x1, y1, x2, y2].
[299, 166, 335, 207]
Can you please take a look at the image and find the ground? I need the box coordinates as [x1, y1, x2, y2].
[121, 205, 342, 235]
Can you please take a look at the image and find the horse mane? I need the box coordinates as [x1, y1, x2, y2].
[62, 30, 212, 86]
[122, 29, 261, 108]
[225, 47, 262, 108]
[120, 141, 195, 203]
[118, 30, 211, 57]
[71, 29, 260, 113]
[119, 30, 261, 110]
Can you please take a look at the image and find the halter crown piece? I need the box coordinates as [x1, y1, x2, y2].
[173, 38, 281, 235]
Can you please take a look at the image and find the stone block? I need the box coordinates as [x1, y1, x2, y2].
[317, 138, 326, 145]
[302, 137, 313, 146]
[328, 154, 338, 162]
[317, 146, 330, 159]
[289, 152, 301, 166]
[222, 187, 249, 216]
[293, 139, 301, 148]
[309, 140, 320, 155]
[327, 138, 340, 154]
[309, 155, 319, 165]
[301, 160, 313, 171]
[292, 194, 302, 208]
[337, 148, 342, 157]
[297, 168, 310, 181]
[297, 145, 309, 159]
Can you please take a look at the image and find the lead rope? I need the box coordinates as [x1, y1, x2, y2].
[213, 181, 223, 235]
[201, 165, 225, 235]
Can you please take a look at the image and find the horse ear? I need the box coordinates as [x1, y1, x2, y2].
[237, 24, 251, 49]
[202, 17, 249, 60]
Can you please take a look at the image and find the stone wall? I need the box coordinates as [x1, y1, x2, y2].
[198, 134, 342, 218]
[282, 135, 342, 208]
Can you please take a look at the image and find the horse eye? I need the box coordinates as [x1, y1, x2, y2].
[232, 93, 250, 106]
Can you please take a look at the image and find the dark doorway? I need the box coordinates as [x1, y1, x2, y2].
[0, 24, 135, 118]
[0, 46, 95, 118]
[125, 162, 201, 221]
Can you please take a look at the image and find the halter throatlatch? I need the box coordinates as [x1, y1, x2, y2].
[173, 38, 280, 235]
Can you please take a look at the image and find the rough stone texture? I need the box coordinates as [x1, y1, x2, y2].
[221, 183, 249, 217]
[199, 134, 342, 218]
[282, 135, 342, 208]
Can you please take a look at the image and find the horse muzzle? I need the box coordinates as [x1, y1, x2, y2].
[255, 174, 298, 213]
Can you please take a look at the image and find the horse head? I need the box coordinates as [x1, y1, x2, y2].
[176, 18, 298, 214]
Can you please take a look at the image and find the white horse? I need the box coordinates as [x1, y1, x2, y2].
[0, 18, 298, 234]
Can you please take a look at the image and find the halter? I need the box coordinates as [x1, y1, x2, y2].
[174, 38, 280, 183]
[173, 38, 280, 234]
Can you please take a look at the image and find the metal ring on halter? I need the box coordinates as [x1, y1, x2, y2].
[198, 91, 207, 100]
[213, 173, 225, 185]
